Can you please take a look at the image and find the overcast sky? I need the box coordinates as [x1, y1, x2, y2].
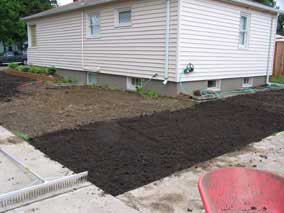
[58, 0, 284, 8]
[58, 0, 73, 5]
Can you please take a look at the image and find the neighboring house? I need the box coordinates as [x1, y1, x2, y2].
[23, 0, 282, 96]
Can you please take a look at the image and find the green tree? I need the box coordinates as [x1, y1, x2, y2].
[278, 15, 284, 35]
[253, 0, 276, 7]
[0, 0, 58, 50]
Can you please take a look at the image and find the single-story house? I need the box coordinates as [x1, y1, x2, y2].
[23, 0, 282, 96]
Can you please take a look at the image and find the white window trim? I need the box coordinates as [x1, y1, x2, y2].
[207, 80, 221, 91]
[115, 8, 132, 27]
[239, 12, 251, 49]
[28, 24, 37, 48]
[242, 77, 253, 88]
[86, 13, 101, 39]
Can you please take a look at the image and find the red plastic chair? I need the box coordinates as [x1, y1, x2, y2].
[198, 168, 284, 213]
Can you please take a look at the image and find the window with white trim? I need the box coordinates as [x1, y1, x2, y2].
[116, 9, 131, 27]
[87, 14, 100, 38]
[239, 14, 250, 48]
[207, 80, 221, 91]
[29, 25, 37, 47]
[242, 77, 253, 87]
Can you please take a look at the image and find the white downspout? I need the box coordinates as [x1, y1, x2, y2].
[81, 8, 89, 84]
[266, 13, 279, 85]
[163, 0, 170, 85]
[81, 8, 85, 70]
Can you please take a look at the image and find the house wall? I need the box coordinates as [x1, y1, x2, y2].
[27, 10, 83, 70]
[177, 0, 278, 82]
[83, 0, 178, 81]
[27, 0, 178, 82]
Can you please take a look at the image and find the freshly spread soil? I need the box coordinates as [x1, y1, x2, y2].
[31, 90, 284, 196]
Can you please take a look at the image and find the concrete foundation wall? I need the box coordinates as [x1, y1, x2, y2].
[57, 69, 267, 97]
[57, 69, 87, 84]
[179, 76, 267, 95]
[96, 73, 127, 91]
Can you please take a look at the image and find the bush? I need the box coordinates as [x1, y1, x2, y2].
[146, 89, 158, 97]
[47, 67, 56, 75]
[15, 65, 29, 72]
[29, 66, 47, 74]
[8, 62, 18, 69]
[136, 86, 145, 96]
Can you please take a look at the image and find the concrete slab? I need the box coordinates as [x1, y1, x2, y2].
[0, 126, 139, 213]
[0, 151, 38, 194]
[118, 132, 284, 213]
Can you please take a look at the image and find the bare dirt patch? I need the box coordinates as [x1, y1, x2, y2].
[30, 90, 284, 196]
[0, 72, 33, 102]
[0, 70, 193, 137]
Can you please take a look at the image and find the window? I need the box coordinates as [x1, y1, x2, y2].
[127, 77, 144, 90]
[87, 14, 100, 38]
[239, 14, 250, 48]
[116, 9, 131, 27]
[88, 73, 97, 85]
[243, 77, 253, 87]
[29, 25, 37, 47]
[207, 80, 221, 91]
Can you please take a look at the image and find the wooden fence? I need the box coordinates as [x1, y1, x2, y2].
[273, 41, 284, 77]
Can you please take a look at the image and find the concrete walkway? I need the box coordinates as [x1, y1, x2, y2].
[0, 126, 139, 213]
[118, 132, 284, 213]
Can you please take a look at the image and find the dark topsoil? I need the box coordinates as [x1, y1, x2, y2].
[0, 72, 32, 102]
[31, 90, 284, 196]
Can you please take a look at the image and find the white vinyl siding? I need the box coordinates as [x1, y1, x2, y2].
[27, 10, 82, 70]
[28, 0, 178, 82]
[178, 0, 277, 82]
[82, 0, 178, 81]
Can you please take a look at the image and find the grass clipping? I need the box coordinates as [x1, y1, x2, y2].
[14, 131, 30, 141]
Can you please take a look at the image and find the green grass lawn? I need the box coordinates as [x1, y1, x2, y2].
[271, 76, 284, 84]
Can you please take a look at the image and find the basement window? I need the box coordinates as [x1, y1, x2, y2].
[29, 25, 37, 47]
[116, 8, 132, 27]
[243, 77, 253, 87]
[127, 77, 144, 91]
[207, 80, 221, 91]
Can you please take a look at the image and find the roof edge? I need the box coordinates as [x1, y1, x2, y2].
[23, 0, 282, 21]
[23, 0, 117, 21]
[223, 0, 281, 14]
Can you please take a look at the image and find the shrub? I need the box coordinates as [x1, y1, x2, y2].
[146, 90, 158, 98]
[29, 66, 47, 74]
[22, 66, 30, 72]
[16, 65, 23, 71]
[8, 62, 18, 69]
[136, 86, 145, 96]
[15, 65, 29, 72]
[47, 67, 56, 75]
